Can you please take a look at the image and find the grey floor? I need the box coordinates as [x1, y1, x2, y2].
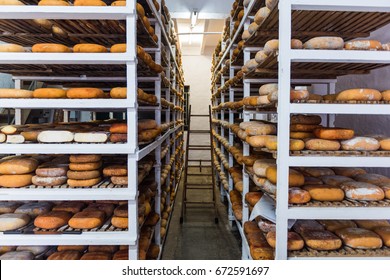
[162, 166, 241, 260]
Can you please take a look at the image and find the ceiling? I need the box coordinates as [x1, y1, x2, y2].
[166, 0, 234, 56]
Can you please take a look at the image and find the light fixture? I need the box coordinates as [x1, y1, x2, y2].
[190, 10, 198, 29]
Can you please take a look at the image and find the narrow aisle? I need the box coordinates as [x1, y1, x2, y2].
[162, 167, 241, 260]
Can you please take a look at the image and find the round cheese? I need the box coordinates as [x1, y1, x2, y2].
[0, 44, 25, 52]
[336, 88, 382, 101]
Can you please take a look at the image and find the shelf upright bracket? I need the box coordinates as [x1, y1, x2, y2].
[276, 0, 292, 260]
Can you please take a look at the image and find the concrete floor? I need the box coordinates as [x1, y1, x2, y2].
[162, 167, 241, 260]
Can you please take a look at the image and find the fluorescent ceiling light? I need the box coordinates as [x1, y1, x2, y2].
[190, 10, 198, 28]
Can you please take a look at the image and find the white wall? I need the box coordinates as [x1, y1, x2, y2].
[334, 25, 390, 175]
[182, 55, 213, 162]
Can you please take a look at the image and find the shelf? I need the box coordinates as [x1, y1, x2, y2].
[0, 232, 137, 246]
[0, 143, 136, 155]
[287, 206, 390, 219]
[291, 50, 390, 64]
[0, 53, 133, 65]
[0, 186, 136, 201]
[0, 6, 133, 20]
[289, 155, 390, 167]
[0, 99, 135, 110]
[290, 103, 390, 115]
[291, 0, 390, 12]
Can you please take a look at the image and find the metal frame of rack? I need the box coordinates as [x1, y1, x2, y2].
[211, 0, 390, 260]
[0, 0, 185, 260]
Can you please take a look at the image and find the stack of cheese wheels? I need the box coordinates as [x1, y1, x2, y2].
[109, 123, 127, 143]
[1, 125, 25, 144]
[67, 154, 102, 187]
[33, 159, 69, 187]
[243, 221, 274, 260]
[230, 189, 243, 221]
[137, 45, 164, 73]
[103, 165, 128, 185]
[138, 119, 162, 143]
[229, 167, 243, 192]
[111, 204, 128, 229]
[292, 220, 342, 250]
[0, 156, 38, 188]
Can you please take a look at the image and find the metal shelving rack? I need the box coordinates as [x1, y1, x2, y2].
[0, 0, 185, 260]
[212, 0, 390, 260]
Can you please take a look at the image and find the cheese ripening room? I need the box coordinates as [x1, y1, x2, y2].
[0, 0, 390, 266]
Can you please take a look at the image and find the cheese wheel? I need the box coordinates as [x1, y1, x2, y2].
[333, 167, 366, 177]
[38, 131, 74, 143]
[0, 251, 34, 260]
[335, 228, 382, 249]
[259, 83, 278, 96]
[252, 175, 267, 188]
[379, 138, 390, 150]
[84, 203, 114, 217]
[245, 192, 263, 207]
[48, 251, 82, 260]
[290, 89, 309, 101]
[69, 154, 101, 163]
[113, 204, 127, 217]
[354, 220, 390, 230]
[110, 87, 126, 99]
[14, 202, 52, 217]
[266, 231, 304, 250]
[110, 43, 126, 53]
[303, 37, 344, 50]
[52, 201, 85, 214]
[336, 88, 382, 101]
[353, 173, 390, 185]
[245, 123, 276, 136]
[372, 227, 390, 247]
[259, 95, 272, 104]
[0, 156, 39, 175]
[111, 216, 128, 229]
[253, 159, 276, 177]
[68, 210, 105, 229]
[254, 50, 268, 64]
[73, 43, 107, 53]
[300, 230, 342, 250]
[302, 184, 345, 201]
[289, 187, 311, 204]
[69, 161, 102, 171]
[34, 211, 72, 229]
[344, 40, 382, 51]
[379, 183, 390, 199]
[341, 137, 380, 151]
[313, 127, 354, 140]
[6, 134, 24, 144]
[248, 22, 259, 35]
[305, 138, 341, 151]
[0, 174, 33, 187]
[293, 220, 324, 234]
[381, 90, 390, 101]
[111, 176, 128, 185]
[263, 39, 303, 55]
[16, 246, 49, 256]
[74, 132, 108, 143]
[73, 0, 106, 6]
[340, 181, 385, 201]
[32, 43, 71, 53]
[266, 166, 305, 187]
[319, 175, 354, 187]
[243, 96, 261, 106]
[0, 125, 17, 135]
[318, 220, 357, 232]
[103, 165, 127, 176]
[0, 44, 24, 52]
[68, 177, 102, 187]
[0, 202, 21, 214]
[81, 252, 112, 260]
[138, 119, 157, 131]
[110, 123, 127, 133]
[266, 0, 278, 10]
[291, 114, 322, 125]
[33, 88, 66, 98]
[38, 0, 70, 5]
[66, 88, 104, 99]
[301, 167, 335, 177]
[67, 170, 100, 180]
[32, 175, 67, 186]
[250, 246, 274, 260]
[0, 0, 24, 5]
[254, 7, 270, 25]
[245, 59, 259, 71]
[265, 137, 304, 151]
[110, 133, 127, 143]
[0, 213, 30, 231]
[267, 90, 278, 102]
[290, 123, 322, 132]
[290, 132, 314, 139]
[20, 130, 39, 142]
[0, 89, 33, 98]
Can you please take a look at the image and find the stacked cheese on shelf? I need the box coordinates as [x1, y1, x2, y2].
[229, 189, 243, 221]
[67, 155, 102, 187]
[244, 220, 274, 260]
[0, 156, 38, 188]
